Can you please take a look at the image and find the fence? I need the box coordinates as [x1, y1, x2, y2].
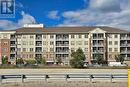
[0, 74, 128, 84]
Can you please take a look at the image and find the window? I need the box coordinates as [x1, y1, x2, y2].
[3, 34, 7, 38]
[114, 34, 118, 38]
[3, 42, 8, 45]
[43, 35, 46, 38]
[109, 48, 112, 52]
[17, 48, 21, 52]
[114, 41, 118, 45]
[109, 54, 112, 58]
[50, 35, 54, 39]
[84, 41, 88, 45]
[23, 41, 26, 45]
[17, 41, 21, 45]
[50, 48, 54, 52]
[43, 48, 47, 52]
[84, 48, 88, 52]
[71, 41, 75, 45]
[108, 34, 112, 38]
[17, 35, 21, 39]
[71, 48, 75, 52]
[71, 35, 75, 38]
[84, 34, 88, 38]
[114, 48, 118, 52]
[30, 41, 34, 45]
[2, 48, 7, 52]
[30, 35, 34, 39]
[23, 48, 26, 52]
[50, 41, 54, 45]
[17, 54, 21, 58]
[78, 35, 82, 38]
[109, 41, 112, 45]
[50, 54, 53, 58]
[43, 41, 46, 45]
[22, 36, 26, 39]
[30, 48, 33, 52]
[77, 41, 82, 45]
[29, 54, 33, 58]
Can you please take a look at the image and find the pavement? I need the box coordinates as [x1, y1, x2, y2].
[0, 69, 128, 75]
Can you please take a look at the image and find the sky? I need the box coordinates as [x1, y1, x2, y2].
[0, 0, 130, 30]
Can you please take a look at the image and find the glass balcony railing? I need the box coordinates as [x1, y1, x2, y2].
[56, 44, 69, 46]
[120, 44, 130, 46]
[36, 44, 42, 46]
[35, 50, 42, 52]
[93, 44, 104, 46]
[120, 37, 130, 40]
[120, 50, 130, 54]
[93, 50, 104, 53]
[10, 44, 16, 46]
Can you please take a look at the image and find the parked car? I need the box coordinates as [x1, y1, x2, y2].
[108, 62, 128, 67]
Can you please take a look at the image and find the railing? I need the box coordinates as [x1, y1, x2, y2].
[93, 37, 104, 39]
[35, 50, 42, 52]
[35, 38, 42, 40]
[0, 74, 127, 84]
[56, 44, 69, 46]
[36, 44, 42, 46]
[56, 38, 69, 41]
[10, 44, 16, 46]
[120, 44, 130, 46]
[121, 51, 130, 54]
[120, 37, 130, 40]
[93, 44, 104, 47]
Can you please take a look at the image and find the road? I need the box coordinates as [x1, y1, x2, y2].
[0, 81, 128, 87]
[0, 69, 128, 75]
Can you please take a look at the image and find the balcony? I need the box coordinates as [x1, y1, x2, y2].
[36, 44, 42, 46]
[56, 34, 69, 41]
[10, 54, 16, 60]
[56, 44, 69, 46]
[35, 41, 42, 46]
[36, 37, 42, 41]
[10, 50, 16, 54]
[56, 48, 69, 54]
[35, 50, 42, 53]
[93, 50, 104, 53]
[93, 44, 104, 47]
[10, 35, 16, 41]
[93, 37, 104, 40]
[36, 35, 42, 41]
[120, 44, 130, 47]
[56, 51, 69, 54]
[93, 34, 104, 40]
[35, 47, 42, 53]
[10, 57, 16, 60]
[10, 44, 16, 46]
[56, 38, 69, 41]
[120, 50, 130, 54]
[120, 37, 130, 40]
[10, 41, 16, 46]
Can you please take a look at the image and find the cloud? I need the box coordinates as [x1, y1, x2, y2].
[0, 20, 18, 30]
[89, 0, 121, 12]
[0, 11, 36, 30]
[47, 10, 60, 20]
[61, 0, 130, 30]
[16, 2, 24, 8]
[18, 11, 36, 26]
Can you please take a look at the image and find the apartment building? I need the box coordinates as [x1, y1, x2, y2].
[0, 24, 130, 65]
